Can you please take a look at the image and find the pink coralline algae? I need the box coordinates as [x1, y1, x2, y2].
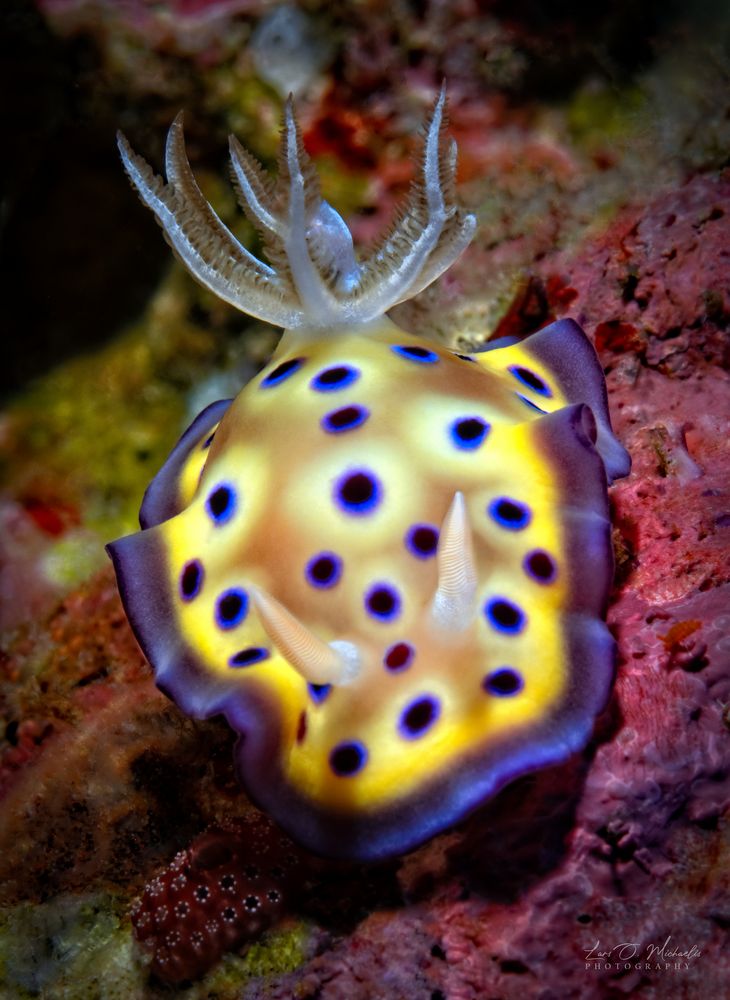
[131, 816, 306, 984]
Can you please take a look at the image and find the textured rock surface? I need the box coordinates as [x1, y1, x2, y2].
[1, 0, 729, 996]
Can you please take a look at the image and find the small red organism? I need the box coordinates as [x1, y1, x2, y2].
[593, 320, 643, 354]
[131, 814, 306, 984]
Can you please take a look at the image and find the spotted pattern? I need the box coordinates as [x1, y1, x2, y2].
[215, 588, 249, 629]
[524, 549, 557, 583]
[206, 484, 236, 525]
[405, 524, 439, 559]
[516, 393, 547, 414]
[330, 741, 368, 776]
[365, 583, 401, 621]
[229, 647, 269, 667]
[450, 416, 490, 450]
[508, 364, 552, 396]
[334, 470, 382, 515]
[180, 560, 203, 601]
[308, 683, 332, 704]
[488, 497, 531, 530]
[483, 667, 523, 696]
[260, 357, 305, 387]
[399, 695, 440, 738]
[305, 552, 343, 589]
[321, 404, 369, 434]
[485, 597, 526, 634]
[391, 344, 439, 364]
[310, 365, 360, 392]
[384, 642, 414, 672]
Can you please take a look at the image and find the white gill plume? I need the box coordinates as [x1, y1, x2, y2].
[117, 85, 476, 331]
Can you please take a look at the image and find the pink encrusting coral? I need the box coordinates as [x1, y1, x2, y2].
[131, 816, 306, 984]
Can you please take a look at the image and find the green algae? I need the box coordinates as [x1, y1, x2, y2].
[567, 81, 646, 152]
[0, 895, 146, 1000]
[4, 268, 234, 545]
[0, 894, 309, 999]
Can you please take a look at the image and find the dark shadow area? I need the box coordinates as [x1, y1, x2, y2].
[0, 0, 168, 402]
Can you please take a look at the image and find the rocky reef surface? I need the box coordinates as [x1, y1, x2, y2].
[1, 1, 728, 997]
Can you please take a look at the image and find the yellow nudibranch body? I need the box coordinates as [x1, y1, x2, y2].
[109, 90, 630, 860]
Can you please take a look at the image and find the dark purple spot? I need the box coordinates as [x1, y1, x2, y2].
[305, 552, 343, 589]
[488, 497, 531, 530]
[308, 683, 332, 704]
[330, 741, 368, 776]
[206, 483, 236, 524]
[216, 588, 249, 629]
[296, 711, 307, 743]
[202, 432, 215, 449]
[508, 364, 552, 397]
[384, 642, 414, 671]
[399, 695, 440, 738]
[261, 357, 305, 387]
[391, 344, 439, 364]
[365, 584, 401, 621]
[454, 353, 476, 362]
[229, 646, 269, 667]
[311, 365, 360, 391]
[524, 549, 557, 583]
[450, 416, 490, 450]
[483, 667, 523, 696]
[180, 559, 204, 601]
[335, 470, 381, 514]
[516, 393, 547, 413]
[321, 405, 369, 434]
[405, 524, 439, 559]
[485, 598, 526, 634]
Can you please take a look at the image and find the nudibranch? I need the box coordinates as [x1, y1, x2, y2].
[109, 89, 630, 861]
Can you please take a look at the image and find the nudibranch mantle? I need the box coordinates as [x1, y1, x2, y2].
[109, 90, 630, 861]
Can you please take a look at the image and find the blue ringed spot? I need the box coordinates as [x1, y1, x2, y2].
[206, 483, 236, 525]
[483, 667, 523, 696]
[384, 642, 414, 672]
[405, 524, 439, 559]
[308, 683, 332, 704]
[334, 469, 382, 515]
[215, 588, 249, 629]
[310, 365, 360, 392]
[516, 393, 547, 413]
[450, 416, 490, 450]
[508, 364, 553, 397]
[305, 552, 343, 589]
[229, 647, 269, 667]
[488, 497, 531, 530]
[399, 695, 441, 739]
[391, 344, 439, 364]
[524, 549, 557, 583]
[180, 560, 204, 601]
[260, 357, 305, 387]
[321, 405, 369, 434]
[365, 583, 401, 622]
[485, 597, 526, 634]
[330, 740, 368, 776]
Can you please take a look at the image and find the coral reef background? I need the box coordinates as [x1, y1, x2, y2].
[1, 0, 729, 996]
